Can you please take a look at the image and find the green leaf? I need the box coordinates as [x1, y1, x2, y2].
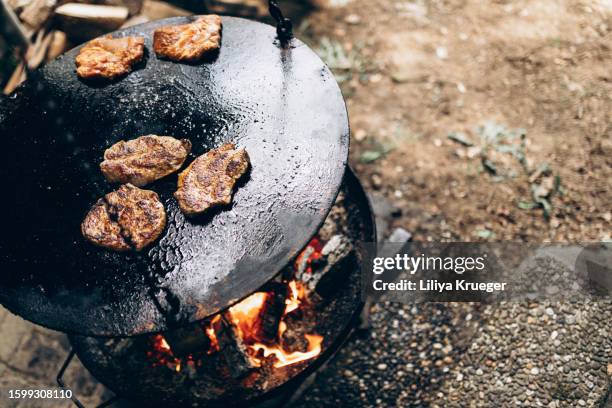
[518, 201, 536, 210]
[476, 229, 494, 239]
[360, 150, 383, 163]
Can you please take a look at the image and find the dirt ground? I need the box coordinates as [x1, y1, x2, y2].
[297, 0, 611, 242]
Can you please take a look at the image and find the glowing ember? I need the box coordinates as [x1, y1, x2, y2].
[250, 334, 324, 368]
[227, 281, 323, 368]
[146, 237, 326, 373]
[147, 334, 181, 371]
[159, 337, 171, 351]
[295, 238, 323, 274]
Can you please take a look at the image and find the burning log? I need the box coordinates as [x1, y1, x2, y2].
[162, 324, 211, 359]
[218, 313, 257, 378]
[297, 234, 355, 298]
[258, 282, 288, 342]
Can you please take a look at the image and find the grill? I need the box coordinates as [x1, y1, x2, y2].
[0, 8, 376, 408]
[63, 169, 375, 407]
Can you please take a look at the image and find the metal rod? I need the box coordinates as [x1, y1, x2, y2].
[57, 349, 86, 408]
[57, 348, 119, 408]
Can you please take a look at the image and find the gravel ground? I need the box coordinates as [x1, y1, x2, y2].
[292, 300, 612, 407]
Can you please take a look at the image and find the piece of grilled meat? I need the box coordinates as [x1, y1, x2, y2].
[100, 135, 192, 187]
[174, 143, 250, 217]
[82, 184, 166, 251]
[153, 15, 222, 62]
[76, 35, 145, 80]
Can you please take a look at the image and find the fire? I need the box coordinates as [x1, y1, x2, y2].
[206, 315, 221, 354]
[228, 292, 268, 342]
[146, 238, 326, 373]
[250, 334, 324, 368]
[295, 238, 323, 274]
[147, 334, 182, 371]
[284, 280, 305, 314]
[226, 281, 323, 368]
[159, 337, 171, 351]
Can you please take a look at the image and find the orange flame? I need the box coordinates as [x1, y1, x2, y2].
[226, 280, 323, 368]
[250, 334, 324, 368]
[228, 292, 268, 342]
[147, 238, 326, 372]
[285, 280, 305, 314]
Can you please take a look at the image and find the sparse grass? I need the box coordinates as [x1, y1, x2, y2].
[448, 121, 563, 219]
[314, 37, 365, 83]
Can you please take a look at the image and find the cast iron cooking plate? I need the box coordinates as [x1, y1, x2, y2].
[0, 16, 349, 336]
[68, 168, 375, 407]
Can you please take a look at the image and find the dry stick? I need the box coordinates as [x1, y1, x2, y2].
[46, 30, 68, 61]
[26, 29, 53, 70]
[4, 60, 26, 94]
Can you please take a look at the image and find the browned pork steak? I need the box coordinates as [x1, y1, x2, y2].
[100, 135, 192, 187]
[76, 35, 145, 80]
[174, 143, 250, 217]
[81, 184, 166, 251]
[153, 15, 222, 62]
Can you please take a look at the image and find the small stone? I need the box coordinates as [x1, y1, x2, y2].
[371, 174, 383, 189]
[344, 14, 361, 24]
[436, 46, 448, 59]
[377, 363, 388, 371]
[354, 129, 367, 142]
[476, 368, 484, 375]
[530, 367, 539, 375]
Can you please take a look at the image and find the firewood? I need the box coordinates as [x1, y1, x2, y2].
[46, 30, 68, 60]
[141, 0, 191, 20]
[1, 0, 31, 48]
[25, 29, 53, 69]
[19, 0, 56, 32]
[258, 282, 288, 342]
[163, 323, 211, 358]
[121, 14, 148, 28]
[54, 3, 129, 41]
[299, 234, 356, 297]
[218, 313, 256, 378]
[6, 0, 31, 12]
[88, 0, 144, 16]
[294, 245, 316, 281]
[3, 60, 26, 95]
[207, 0, 266, 18]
